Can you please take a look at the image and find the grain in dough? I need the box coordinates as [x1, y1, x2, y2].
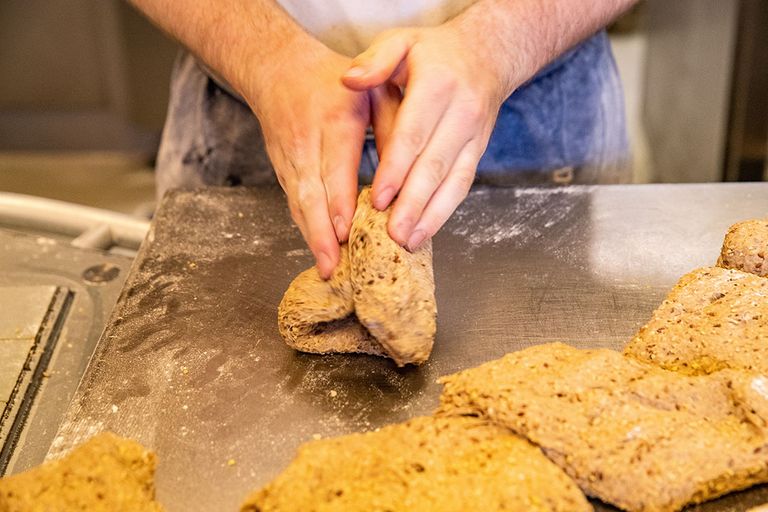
[438, 342, 768, 512]
[278, 188, 436, 366]
[240, 415, 591, 512]
[0, 432, 163, 511]
[624, 266, 768, 375]
[348, 188, 436, 365]
[717, 219, 768, 276]
[278, 245, 385, 357]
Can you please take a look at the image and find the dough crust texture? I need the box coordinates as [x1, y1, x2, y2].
[624, 266, 768, 375]
[717, 219, 768, 277]
[0, 432, 163, 512]
[278, 188, 436, 366]
[438, 342, 768, 512]
[240, 415, 591, 512]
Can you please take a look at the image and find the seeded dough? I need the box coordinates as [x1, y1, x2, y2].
[240, 415, 591, 512]
[0, 432, 163, 511]
[278, 188, 436, 366]
[348, 188, 436, 365]
[438, 342, 768, 512]
[277, 245, 385, 357]
[717, 219, 768, 276]
[624, 266, 768, 375]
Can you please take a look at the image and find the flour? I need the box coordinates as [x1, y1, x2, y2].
[449, 187, 589, 252]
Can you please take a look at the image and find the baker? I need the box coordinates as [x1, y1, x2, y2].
[130, 0, 636, 278]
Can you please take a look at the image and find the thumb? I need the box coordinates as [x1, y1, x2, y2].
[342, 31, 414, 90]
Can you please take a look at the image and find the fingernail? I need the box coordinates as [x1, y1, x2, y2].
[392, 218, 414, 246]
[375, 187, 395, 210]
[407, 229, 427, 252]
[317, 251, 333, 279]
[345, 66, 366, 78]
[333, 215, 347, 242]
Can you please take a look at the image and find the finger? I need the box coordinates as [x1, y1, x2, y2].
[371, 74, 452, 212]
[388, 104, 477, 244]
[321, 116, 367, 243]
[269, 146, 310, 241]
[406, 143, 480, 251]
[342, 31, 414, 90]
[296, 176, 341, 279]
[370, 83, 402, 158]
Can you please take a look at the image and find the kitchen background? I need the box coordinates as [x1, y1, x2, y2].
[0, 0, 765, 217]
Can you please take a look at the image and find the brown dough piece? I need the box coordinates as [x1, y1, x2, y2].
[0, 432, 164, 511]
[240, 415, 591, 512]
[624, 266, 768, 375]
[348, 188, 436, 365]
[438, 342, 768, 512]
[278, 245, 385, 357]
[717, 219, 768, 277]
[278, 188, 436, 366]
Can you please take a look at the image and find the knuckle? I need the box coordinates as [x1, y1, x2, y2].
[455, 169, 476, 194]
[399, 129, 425, 152]
[296, 182, 322, 209]
[457, 99, 485, 124]
[426, 74, 457, 97]
[424, 157, 447, 185]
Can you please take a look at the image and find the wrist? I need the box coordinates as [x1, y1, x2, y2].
[446, 8, 520, 102]
[447, 1, 554, 100]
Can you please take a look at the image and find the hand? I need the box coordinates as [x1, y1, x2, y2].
[243, 36, 398, 279]
[342, 22, 512, 251]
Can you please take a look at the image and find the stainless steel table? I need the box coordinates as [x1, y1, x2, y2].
[50, 183, 768, 511]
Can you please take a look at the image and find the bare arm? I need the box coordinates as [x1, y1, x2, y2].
[127, 0, 304, 102]
[344, 0, 638, 250]
[128, 0, 400, 279]
[457, 0, 638, 97]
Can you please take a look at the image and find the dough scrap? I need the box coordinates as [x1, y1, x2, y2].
[438, 342, 768, 512]
[240, 415, 591, 512]
[0, 432, 163, 511]
[624, 266, 768, 375]
[278, 188, 436, 366]
[717, 219, 768, 277]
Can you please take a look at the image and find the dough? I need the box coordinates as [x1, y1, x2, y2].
[717, 219, 768, 277]
[624, 266, 768, 375]
[0, 432, 163, 511]
[278, 188, 436, 366]
[278, 245, 385, 357]
[438, 342, 768, 512]
[348, 188, 436, 365]
[240, 415, 591, 512]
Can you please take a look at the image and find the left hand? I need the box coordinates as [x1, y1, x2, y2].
[342, 22, 513, 251]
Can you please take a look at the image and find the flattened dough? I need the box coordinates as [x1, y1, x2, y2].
[0, 432, 163, 511]
[277, 246, 384, 357]
[717, 219, 768, 277]
[624, 266, 768, 375]
[240, 415, 591, 512]
[278, 188, 436, 366]
[438, 342, 768, 512]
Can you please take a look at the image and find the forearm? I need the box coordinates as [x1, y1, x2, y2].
[127, 0, 310, 101]
[450, 0, 638, 97]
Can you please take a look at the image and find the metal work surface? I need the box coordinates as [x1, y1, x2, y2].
[52, 183, 768, 511]
[0, 228, 131, 475]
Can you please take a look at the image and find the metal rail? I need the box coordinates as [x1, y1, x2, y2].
[0, 192, 149, 251]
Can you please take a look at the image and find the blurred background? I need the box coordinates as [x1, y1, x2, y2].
[0, 0, 766, 217]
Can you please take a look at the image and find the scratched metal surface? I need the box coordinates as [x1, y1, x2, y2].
[50, 183, 768, 512]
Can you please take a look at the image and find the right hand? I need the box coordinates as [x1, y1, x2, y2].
[240, 36, 398, 279]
